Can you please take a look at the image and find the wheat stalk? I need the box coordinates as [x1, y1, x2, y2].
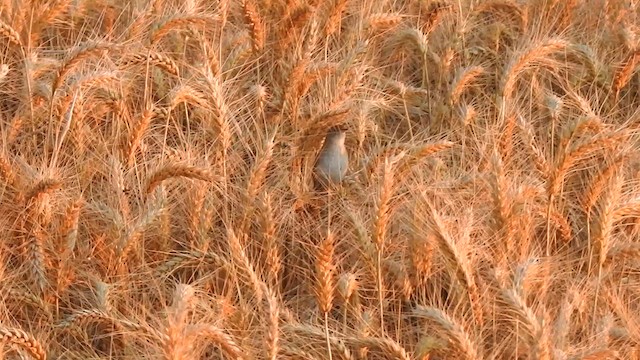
[546, 207, 572, 244]
[547, 130, 628, 255]
[297, 61, 338, 101]
[604, 243, 640, 267]
[384, 260, 413, 301]
[337, 272, 359, 332]
[499, 287, 552, 359]
[408, 218, 435, 287]
[251, 84, 269, 116]
[475, 1, 527, 31]
[557, 116, 603, 158]
[6, 288, 52, 320]
[59, 197, 82, 255]
[612, 200, 640, 223]
[94, 280, 113, 314]
[282, 347, 320, 360]
[282, 54, 310, 117]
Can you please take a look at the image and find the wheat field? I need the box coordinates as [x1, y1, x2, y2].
[0, 0, 639, 359]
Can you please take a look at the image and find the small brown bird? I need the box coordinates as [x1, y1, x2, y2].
[313, 127, 349, 190]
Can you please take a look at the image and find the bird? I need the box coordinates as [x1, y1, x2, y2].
[313, 127, 349, 191]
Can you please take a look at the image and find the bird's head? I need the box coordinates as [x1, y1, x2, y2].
[325, 127, 346, 146]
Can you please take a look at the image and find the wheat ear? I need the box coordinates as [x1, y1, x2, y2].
[0, 152, 15, 186]
[590, 173, 623, 330]
[242, 0, 265, 54]
[162, 284, 195, 360]
[57, 309, 122, 334]
[124, 107, 155, 166]
[337, 272, 359, 332]
[547, 131, 628, 255]
[227, 228, 265, 302]
[498, 39, 568, 120]
[259, 193, 280, 286]
[325, 0, 348, 37]
[575, 349, 619, 360]
[413, 306, 480, 360]
[52, 43, 112, 94]
[345, 336, 411, 360]
[583, 154, 628, 214]
[203, 72, 231, 155]
[121, 51, 179, 77]
[145, 164, 218, 194]
[500, 288, 552, 359]
[117, 192, 165, 267]
[316, 229, 336, 360]
[373, 157, 398, 335]
[423, 200, 483, 325]
[150, 15, 216, 45]
[612, 49, 640, 97]
[185, 324, 245, 359]
[6, 288, 52, 320]
[284, 324, 354, 360]
[167, 84, 209, 111]
[0, 20, 23, 48]
[260, 283, 280, 360]
[449, 66, 484, 104]
[246, 136, 275, 205]
[0, 327, 46, 360]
